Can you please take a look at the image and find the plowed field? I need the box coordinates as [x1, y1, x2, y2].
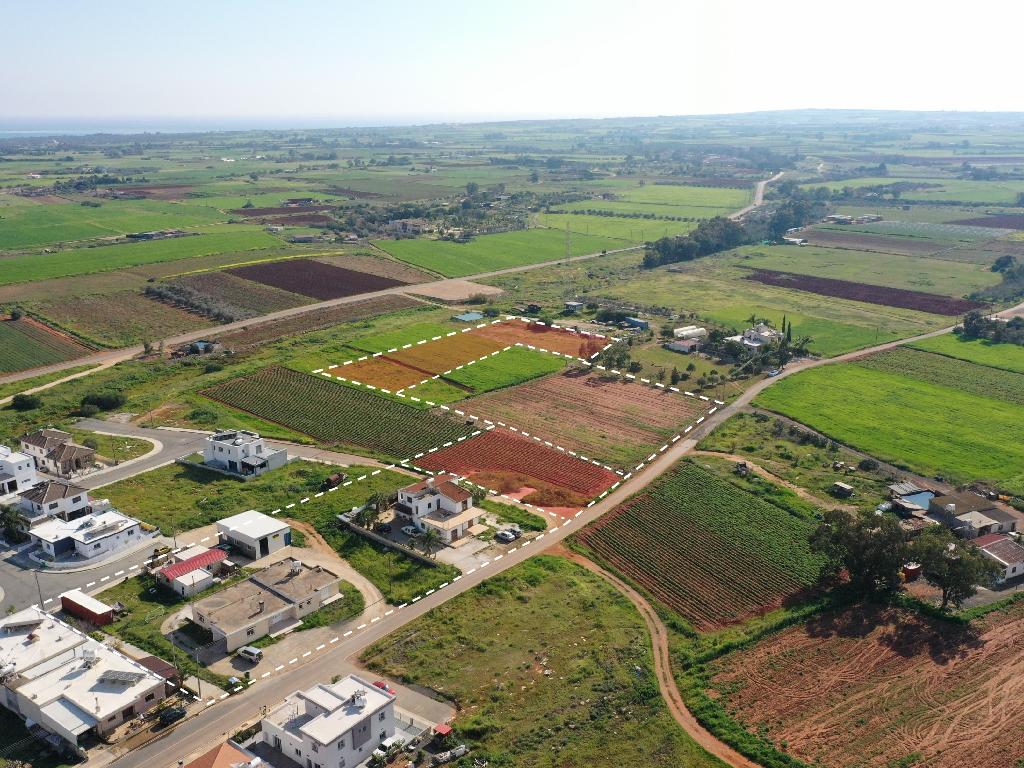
[416, 428, 618, 500]
[461, 370, 705, 468]
[709, 604, 1024, 768]
[227, 259, 403, 300]
[470, 319, 610, 357]
[0, 317, 93, 373]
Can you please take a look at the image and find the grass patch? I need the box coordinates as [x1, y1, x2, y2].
[67, 428, 152, 462]
[910, 333, 1024, 375]
[444, 346, 565, 391]
[479, 498, 548, 531]
[0, 363, 97, 400]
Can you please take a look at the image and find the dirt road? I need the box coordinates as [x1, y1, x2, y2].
[557, 545, 761, 768]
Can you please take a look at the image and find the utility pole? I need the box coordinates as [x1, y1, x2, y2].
[34, 571, 45, 609]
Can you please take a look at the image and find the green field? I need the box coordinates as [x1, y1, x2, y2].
[362, 556, 725, 768]
[374, 229, 625, 277]
[443, 345, 565, 390]
[553, 200, 738, 219]
[0, 318, 90, 373]
[806, 176, 1024, 204]
[910, 333, 1024, 375]
[755, 362, 1024, 486]
[538, 212, 696, 241]
[0, 227, 283, 285]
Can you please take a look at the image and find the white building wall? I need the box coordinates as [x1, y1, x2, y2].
[262, 701, 395, 768]
[74, 522, 142, 558]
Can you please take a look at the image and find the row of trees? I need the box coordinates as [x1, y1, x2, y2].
[812, 509, 1000, 610]
[642, 216, 748, 268]
[960, 310, 1024, 345]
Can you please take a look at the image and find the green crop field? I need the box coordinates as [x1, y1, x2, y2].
[345, 321, 460, 353]
[373, 229, 624, 277]
[910, 333, 1024, 375]
[0, 318, 91, 373]
[755, 363, 1024, 486]
[443, 345, 565, 390]
[0, 227, 283, 285]
[538, 212, 695, 241]
[552, 199, 738, 219]
[805, 176, 1024, 204]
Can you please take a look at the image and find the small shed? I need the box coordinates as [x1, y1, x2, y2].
[60, 589, 115, 626]
[524, 301, 542, 313]
[564, 301, 585, 314]
[623, 317, 649, 330]
[832, 481, 855, 498]
[136, 655, 181, 695]
[665, 339, 699, 354]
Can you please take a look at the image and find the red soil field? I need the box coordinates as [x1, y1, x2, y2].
[470, 319, 610, 357]
[745, 268, 987, 316]
[416, 428, 618, 499]
[950, 214, 1024, 230]
[329, 357, 426, 391]
[227, 259, 404, 301]
[461, 370, 704, 468]
[709, 604, 1024, 768]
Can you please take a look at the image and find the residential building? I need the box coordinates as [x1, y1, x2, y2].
[156, 547, 229, 598]
[930, 491, 1021, 539]
[0, 445, 38, 499]
[385, 218, 431, 236]
[665, 339, 700, 354]
[974, 533, 1024, 583]
[726, 323, 783, 350]
[395, 475, 481, 544]
[261, 675, 396, 768]
[202, 430, 287, 478]
[28, 509, 144, 562]
[217, 510, 291, 560]
[672, 325, 707, 340]
[182, 741, 262, 768]
[192, 559, 341, 651]
[19, 429, 95, 478]
[17, 480, 90, 528]
[0, 607, 165, 750]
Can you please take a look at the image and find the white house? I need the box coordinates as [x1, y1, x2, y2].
[395, 475, 481, 544]
[261, 675, 396, 768]
[0, 608, 165, 749]
[217, 510, 292, 560]
[0, 446, 38, 500]
[672, 325, 707, 340]
[202, 430, 288, 478]
[17, 480, 91, 528]
[28, 509, 144, 562]
[726, 323, 782, 350]
[974, 534, 1024, 583]
[19, 429, 96, 478]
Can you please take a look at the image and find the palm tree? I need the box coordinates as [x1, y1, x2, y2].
[0, 505, 25, 544]
[418, 528, 442, 558]
[367, 492, 391, 515]
[355, 506, 379, 529]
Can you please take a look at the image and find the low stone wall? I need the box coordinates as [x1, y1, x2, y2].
[338, 516, 437, 567]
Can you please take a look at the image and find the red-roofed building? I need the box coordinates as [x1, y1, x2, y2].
[974, 533, 1024, 582]
[157, 548, 228, 597]
[396, 475, 481, 544]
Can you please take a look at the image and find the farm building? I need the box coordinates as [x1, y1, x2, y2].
[832, 482, 855, 498]
[0, 445, 38, 501]
[19, 428, 96, 478]
[665, 339, 700, 355]
[260, 675, 396, 768]
[673, 325, 707, 340]
[974, 533, 1024, 583]
[28, 508, 146, 562]
[929, 492, 1021, 539]
[564, 301, 585, 313]
[395, 475, 482, 545]
[60, 588, 115, 626]
[191, 559, 341, 651]
[623, 317, 649, 330]
[156, 546, 229, 597]
[726, 323, 782, 350]
[216, 510, 291, 560]
[202, 430, 287, 478]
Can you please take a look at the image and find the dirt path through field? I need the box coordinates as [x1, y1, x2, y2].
[285, 519, 386, 609]
[552, 544, 760, 768]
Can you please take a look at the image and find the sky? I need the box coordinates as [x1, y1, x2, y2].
[3, 0, 1023, 129]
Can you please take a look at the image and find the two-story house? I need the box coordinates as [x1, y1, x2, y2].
[17, 480, 90, 528]
[0, 445, 38, 500]
[395, 475, 481, 544]
[19, 429, 96, 478]
[202, 430, 288, 478]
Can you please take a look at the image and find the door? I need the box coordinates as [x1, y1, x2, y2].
[260, 537, 269, 557]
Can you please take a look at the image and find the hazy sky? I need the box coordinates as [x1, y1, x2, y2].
[3, 0, 1022, 127]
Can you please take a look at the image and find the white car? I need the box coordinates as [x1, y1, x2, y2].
[495, 530, 517, 543]
[401, 525, 421, 538]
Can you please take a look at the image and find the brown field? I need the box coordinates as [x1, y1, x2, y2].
[949, 214, 1024, 230]
[408, 279, 503, 301]
[313, 254, 433, 284]
[709, 604, 1024, 768]
[227, 259, 404, 300]
[329, 356, 426, 391]
[470, 319, 610, 357]
[461, 370, 704, 468]
[803, 228, 943, 256]
[170, 271, 310, 313]
[213, 294, 421, 349]
[334, 332, 506, 388]
[115, 184, 194, 200]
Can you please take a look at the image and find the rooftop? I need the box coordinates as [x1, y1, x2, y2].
[208, 430, 262, 446]
[20, 480, 88, 506]
[60, 589, 113, 616]
[159, 548, 227, 581]
[30, 510, 139, 545]
[20, 428, 71, 451]
[250, 559, 340, 603]
[217, 509, 290, 540]
[976, 534, 1024, 566]
[0, 445, 33, 465]
[47, 442, 95, 464]
[401, 475, 472, 504]
[193, 580, 291, 633]
[423, 506, 480, 531]
[265, 675, 393, 746]
[183, 742, 259, 768]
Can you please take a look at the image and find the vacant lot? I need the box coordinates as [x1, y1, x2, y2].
[575, 461, 821, 630]
[374, 229, 623, 277]
[538, 212, 696, 241]
[228, 259, 404, 300]
[910, 333, 1024, 375]
[800, 227, 945, 256]
[744, 268, 985, 315]
[708, 604, 1024, 768]
[0, 317, 92, 373]
[461, 370, 705, 468]
[30, 290, 209, 347]
[755, 363, 1024, 486]
[363, 556, 723, 768]
[202, 366, 475, 458]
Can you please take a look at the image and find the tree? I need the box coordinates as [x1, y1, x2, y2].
[9, 307, 24, 320]
[528, 170, 540, 183]
[670, 367, 681, 385]
[811, 509, 908, 596]
[465, 182, 479, 196]
[11, 394, 41, 411]
[911, 527, 1000, 610]
[418, 527, 442, 557]
[0, 505, 26, 543]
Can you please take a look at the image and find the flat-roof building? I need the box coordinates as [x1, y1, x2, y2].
[217, 510, 291, 560]
[0, 445, 38, 500]
[202, 431, 287, 479]
[28, 509, 144, 562]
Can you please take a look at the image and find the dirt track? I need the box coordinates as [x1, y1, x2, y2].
[555, 545, 761, 768]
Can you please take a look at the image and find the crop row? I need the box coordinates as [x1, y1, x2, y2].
[201, 366, 474, 458]
[0, 318, 92, 373]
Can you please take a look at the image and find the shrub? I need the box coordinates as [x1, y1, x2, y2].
[858, 458, 879, 471]
[82, 392, 127, 411]
[78, 404, 100, 417]
[204, 362, 224, 374]
[11, 394, 42, 411]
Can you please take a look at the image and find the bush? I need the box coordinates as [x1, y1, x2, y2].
[204, 362, 224, 374]
[858, 458, 879, 471]
[9, 308, 24, 320]
[10, 394, 41, 411]
[81, 391, 127, 411]
[83, 437, 99, 450]
[78, 404, 100, 417]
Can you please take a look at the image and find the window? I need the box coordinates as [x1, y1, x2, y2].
[379, 712, 386, 722]
[145, 693, 155, 702]
[336, 740, 345, 750]
[93, 543, 101, 549]
[379, 730, 386, 740]
[48, 502, 58, 510]
[295, 749, 302, 757]
[338, 760, 346, 768]
[73, 496, 82, 503]
[247, 628, 255, 636]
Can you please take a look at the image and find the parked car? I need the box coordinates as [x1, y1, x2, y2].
[495, 530, 516, 543]
[236, 646, 263, 664]
[401, 525, 421, 538]
[158, 706, 187, 726]
[373, 679, 397, 695]
[374, 522, 393, 534]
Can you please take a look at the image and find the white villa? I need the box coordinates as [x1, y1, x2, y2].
[726, 323, 783, 350]
[395, 475, 482, 544]
[28, 508, 145, 562]
[0, 446, 38, 500]
[17, 480, 90, 528]
[202, 430, 287, 478]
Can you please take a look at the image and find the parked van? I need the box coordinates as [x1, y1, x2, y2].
[237, 646, 263, 663]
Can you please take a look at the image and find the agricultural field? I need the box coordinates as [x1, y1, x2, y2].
[29, 290, 210, 347]
[470, 317, 610, 357]
[201, 366, 475, 458]
[374, 228, 624, 277]
[312, 253, 434, 283]
[574, 460, 822, 630]
[363, 556, 724, 768]
[416, 427, 619, 507]
[227, 258, 404, 300]
[910, 333, 1024, 375]
[706, 603, 1024, 768]
[743, 268, 986, 315]
[537, 211, 696, 241]
[806, 176, 1024, 205]
[166, 270, 311, 315]
[755, 362, 1024, 487]
[819, 218, 1005, 242]
[460, 370, 706, 468]
[0, 226, 283, 285]
[799, 227, 946, 256]
[553, 182, 751, 219]
[950, 214, 1024, 230]
[442, 345, 565, 391]
[0, 317, 92, 373]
